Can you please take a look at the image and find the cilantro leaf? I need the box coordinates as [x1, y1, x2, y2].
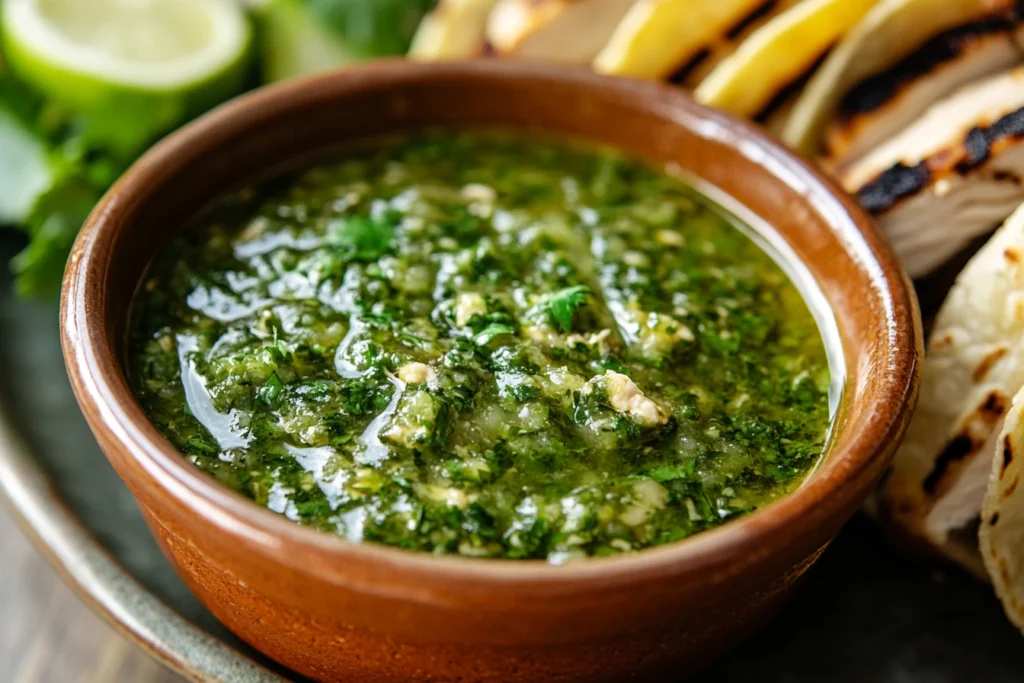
[307, 0, 437, 57]
[11, 173, 103, 297]
[328, 215, 395, 261]
[186, 436, 218, 455]
[647, 462, 695, 483]
[0, 105, 53, 224]
[473, 323, 515, 346]
[1, 76, 127, 297]
[257, 373, 283, 406]
[528, 285, 591, 332]
[0, 71, 121, 296]
[0, 39, 241, 297]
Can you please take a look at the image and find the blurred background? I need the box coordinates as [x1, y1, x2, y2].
[0, 507, 180, 682]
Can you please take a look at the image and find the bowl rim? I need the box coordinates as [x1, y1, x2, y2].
[61, 59, 921, 590]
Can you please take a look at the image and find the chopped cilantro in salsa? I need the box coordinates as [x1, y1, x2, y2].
[129, 131, 832, 562]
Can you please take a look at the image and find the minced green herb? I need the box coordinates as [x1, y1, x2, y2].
[129, 131, 832, 562]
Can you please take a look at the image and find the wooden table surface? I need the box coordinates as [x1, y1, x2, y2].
[0, 503, 183, 683]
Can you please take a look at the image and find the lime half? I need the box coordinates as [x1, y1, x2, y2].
[1, 0, 252, 155]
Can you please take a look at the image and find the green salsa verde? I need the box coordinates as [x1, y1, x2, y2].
[129, 131, 832, 562]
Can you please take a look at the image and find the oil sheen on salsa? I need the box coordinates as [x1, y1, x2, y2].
[129, 132, 831, 562]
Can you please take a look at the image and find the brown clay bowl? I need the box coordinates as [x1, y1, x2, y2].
[61, 60, 922, 682]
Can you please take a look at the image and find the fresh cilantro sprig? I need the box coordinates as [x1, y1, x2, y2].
[528, 285, 592, 333]
[328, 214, 396, 261]
[0, 70, 129, 296]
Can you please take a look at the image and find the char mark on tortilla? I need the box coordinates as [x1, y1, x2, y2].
[754, 48, 833, 123]
[923, 435, 975, 495]
[973, 346, 1011, 383]
[956, 108, 1024, 173]
[726, 0, 778, 39]
[922, 392, 1009, 496]
[857, 162, 930, 214]
[837, 6, 1024, 122]
[856, 105, 1024, 214]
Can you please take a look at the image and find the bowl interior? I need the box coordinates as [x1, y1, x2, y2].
[65, 61, 921, 584]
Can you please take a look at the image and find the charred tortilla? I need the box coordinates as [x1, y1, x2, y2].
[782, 0, 1022, 155]
[824, 11, 1024, 167]
[839, 67, 1024, 277]
[487, 0, 636, 62]
[981, 384, 1024, 631]
[410, 0, 497, 59]
[878, 202, 1024, 575]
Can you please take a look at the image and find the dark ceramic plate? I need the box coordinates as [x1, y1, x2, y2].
[0, 229, 1021, 682]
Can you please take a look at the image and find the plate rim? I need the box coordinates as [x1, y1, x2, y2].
[0, 384, 287, 683]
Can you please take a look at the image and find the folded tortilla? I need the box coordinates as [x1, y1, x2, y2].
[877, 202, 1024, 579]
[487, 0, 636, 62]
[409, 0, 497, 59]
[982, 384, 1024, 631]
[782, 0, 1014, 154]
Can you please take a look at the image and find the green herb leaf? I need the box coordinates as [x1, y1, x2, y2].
[329, 215, 395, 261]
[0, 79, 124, 296]
[473, 323, 515, 346]
[257, 373, 283, 406]
[0, 106, 53, 224]
[187, 436, 218, 455]
[647, 462, 694, 483]
[307, 0, 436, 57]
[338, 378, 393, 415]
[10, 166, 110, 297]
[398, 331, 425, 347]
[529, 285, 591, 332]
[0, 44, 239, 297]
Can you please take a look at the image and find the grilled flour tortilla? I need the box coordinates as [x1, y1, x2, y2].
[837, 66, 1024, 278]
[409, 0, 497, 59]
[879, 202, 1024, 577]
[982, 386, 1024, 631]
[783, 0, 1024, 157]
[823, 10, 1024, 168]
[486, 0, 635, 62]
